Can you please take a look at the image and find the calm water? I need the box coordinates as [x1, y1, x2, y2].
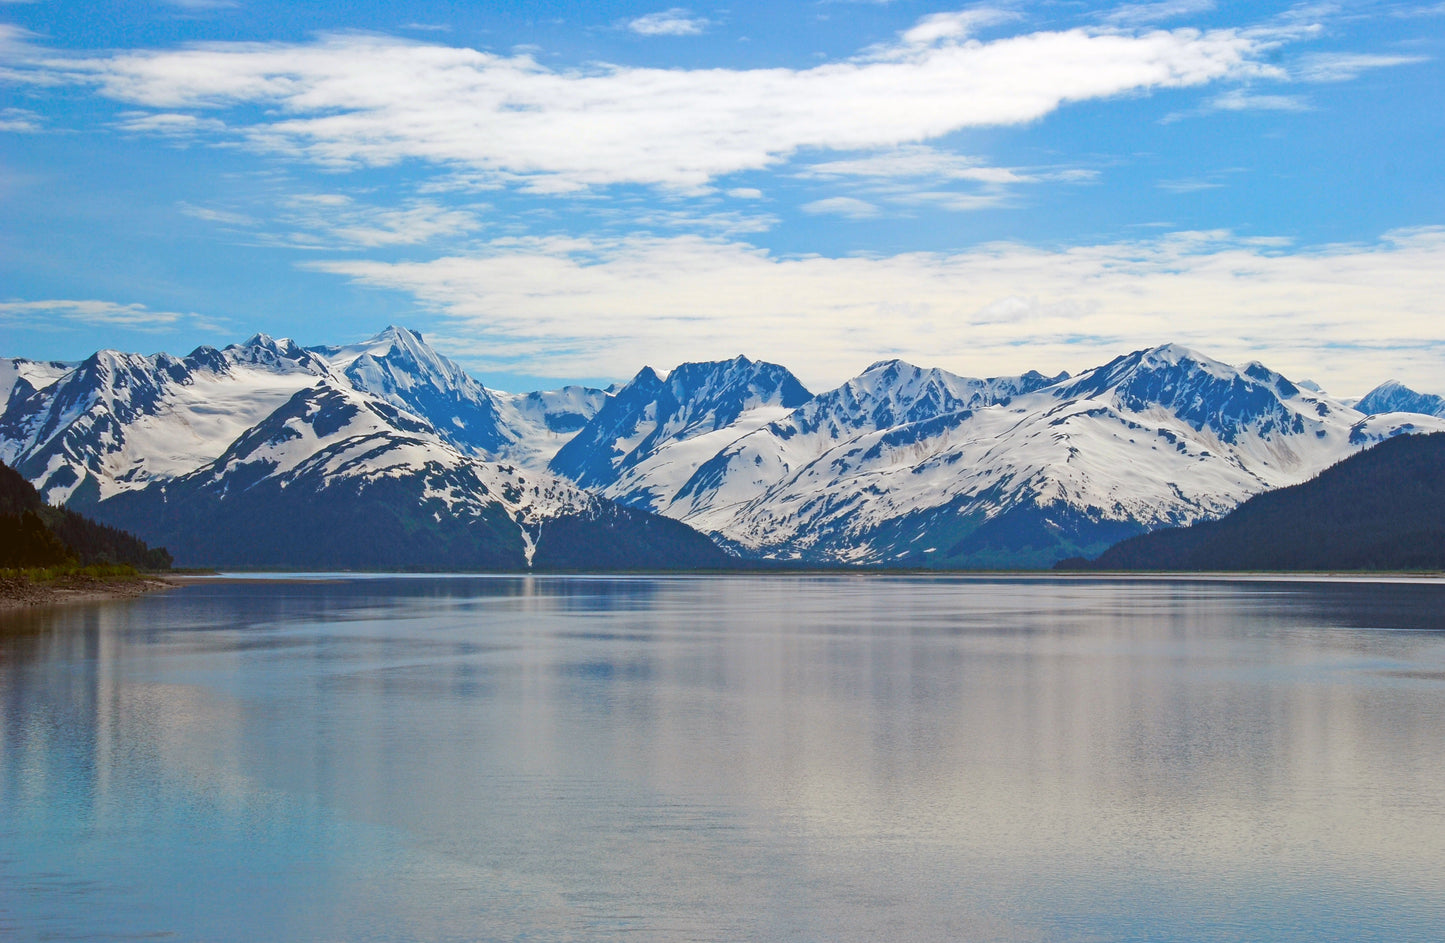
[2, 575, 1443, 942]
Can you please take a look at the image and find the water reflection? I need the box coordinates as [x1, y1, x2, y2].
[2, 575, 1443, 942]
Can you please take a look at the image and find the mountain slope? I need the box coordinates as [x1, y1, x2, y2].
[88, 378, 727, 571]
[549, 356, 812, 510]
[645, 346, 1445, 567]
[0, 335, 330, 505]
[309, 325, 512, 456]
[1064, 432, 1445, 571]
[1, 357, 73, 403]
[489, 384, 611, 470]
[10, 329, 1445, 572]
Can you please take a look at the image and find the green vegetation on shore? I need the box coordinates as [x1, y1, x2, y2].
[1, 461, 171, 571]
[1, 563, 147, 583]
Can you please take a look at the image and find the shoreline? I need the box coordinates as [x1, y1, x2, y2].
[0, 574, 178, 611]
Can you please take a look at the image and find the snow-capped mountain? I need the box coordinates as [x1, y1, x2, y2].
[0, 335, 331, 505]
[0, 327, 608, 507]
[547, 344, 1445, 567]
[309, 325, 511, 456]
[0, 357, 74, 402]
[489, 385, 611, 470]
[87, 372, 726, 570]
[1354, 379, 1445, 418]
[549, 355, 812, 509]
[7, 327, 1444, 570]
[310, 325, 609, 468]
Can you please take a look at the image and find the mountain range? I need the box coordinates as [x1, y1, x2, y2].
[4, 326, 1443, 570]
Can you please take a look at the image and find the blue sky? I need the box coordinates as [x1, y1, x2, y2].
[1, 0, 1443, 394]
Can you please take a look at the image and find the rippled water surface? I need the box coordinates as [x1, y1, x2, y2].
[2, 574, 1444, 942]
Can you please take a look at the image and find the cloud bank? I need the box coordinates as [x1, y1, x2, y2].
[27, 19, 1273, 190]
[310, 228, 1445, 396]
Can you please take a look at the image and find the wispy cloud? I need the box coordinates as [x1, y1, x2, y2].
[306, 228, 1445, 394]
[180, 191, 482, 247]
[178, 202, 259, 226]
[801, 196, 880, 218]
[891, 190, 1011, 212]
[627, 9, 709, 37]
[799, 145, 1092, 213]
[115, 111, 228, 137]
[17, 17, 1274, 191]
[1162, 87, 1310, 122]
[1294, 52, 1428, 82]
[1156, 177, 1224, 193]
[801, 146, 1033, 185]
[892, 9, 1016, 48]
[1104, 0, 1216, 27]
[0, 299, 222, 331]
[1207, 89, 1311, 111]
[626, 206, 780, 236]
[0, 107, 42, 132]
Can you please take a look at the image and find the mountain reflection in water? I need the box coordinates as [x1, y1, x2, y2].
[2, 575, 1442, 942]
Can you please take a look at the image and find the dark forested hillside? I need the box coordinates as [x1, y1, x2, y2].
[0, 460, 172, 570]
[1061, 432, 1445, 571]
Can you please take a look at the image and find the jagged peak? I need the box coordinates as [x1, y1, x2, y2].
[1141, 341, 1208, 362]
[627, 365, 665, 388]
[1355, 378, 1445, 418]
[370, 324, 429, 352]
[861, 357, 920, 375]
[660, 354, 762, 382]
[1363, 378, 1408, 395]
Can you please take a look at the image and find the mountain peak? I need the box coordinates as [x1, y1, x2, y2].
[1355, 379, 1445, 418]
[861, 358, 919, 375]
[239, 332, 303, 354]
[1142, 341, 1207, 362]
[373, 324, 427, 349]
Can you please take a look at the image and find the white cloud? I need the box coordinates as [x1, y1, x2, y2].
[800, 146, 1093, 213]
[1162, 87, 1309, 121]
[891, 190, 1010, 212]
[1207, 89, 1310, 111]
[627, 207, 780, 236]
[1293, 52, 1428, 82]
[27, 20, 1273, 190]
[802, 146, 1033, 184]
[305, 228, 1445, 395]
[627, 9, 709, 37]
[274, 194, 483, 248]
[115, 111, 228, 136]
[178, 201, 259, 226]
[896, 10, 1015, 47]
[726, 187, 763, 199]
[801, 196, 880, 218]
[1156, 177, 1224, 192]
[1104, 0, 1216, 27]
[0, 107, 42, 132]
[0, 299, 213, 331]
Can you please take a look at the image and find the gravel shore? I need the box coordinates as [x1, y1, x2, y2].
[0, 574, 176, 611]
